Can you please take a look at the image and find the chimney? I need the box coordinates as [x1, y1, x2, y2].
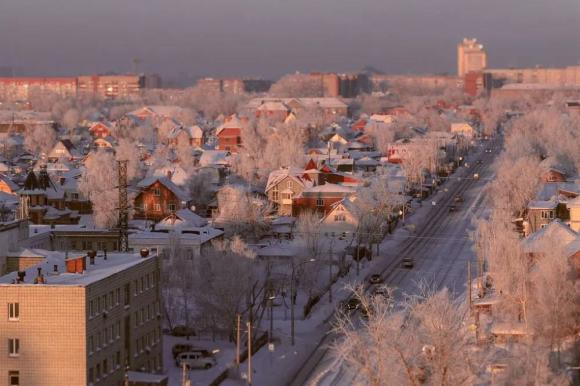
[140, 248, 149, 258]
[17, 271, 26, 283]
[34, 267, 45, 284]
[60, 177, 65, 186]
[66, 256, 86, 274]
[167, 170, 173, 179]
[88, 250, 97, 265]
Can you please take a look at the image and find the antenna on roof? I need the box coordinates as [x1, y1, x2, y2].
[117, 160, 129, 252]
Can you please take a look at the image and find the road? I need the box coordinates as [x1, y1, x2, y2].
[288, 144, 497, 386]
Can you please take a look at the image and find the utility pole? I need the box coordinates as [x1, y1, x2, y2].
[236, 314, 241, 368]
[467, 260, 472, 313]
[328, 234, 334, 303]
[247, 321, 252, 386]
[290, 262, 296, 346]
[117, 160, 129, 252]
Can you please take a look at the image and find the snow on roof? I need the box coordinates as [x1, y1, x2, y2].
[522, 219, 578, 252]
[156, 208, 208, 229]
[136, 176, 190, 202]
[567, 195, 580, 208]
[152, 165, 189, 186]
[0, 250, 157, 286]
[199, 150, 230, 167]
[129, 227, 223, 245]
[265, 167, 309, 192]
[527, 199, 557, 210]
[302, 183, 355, 195]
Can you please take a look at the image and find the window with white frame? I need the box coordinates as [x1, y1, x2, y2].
[8, 339, 19, 357]
[153, 203, 161, 212]
[153, 188, 161, 197]
[316, 198, 324, 207]
[8, 303, 19, 321]
[334, 214, 346, 222]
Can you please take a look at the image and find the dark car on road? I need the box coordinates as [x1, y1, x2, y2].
[453, 195, 464, 203]
[341, 298, 361, 312]
[402, 257, 415, 269]
[369, 274, 382, 284]
[448, 205, 457, 213]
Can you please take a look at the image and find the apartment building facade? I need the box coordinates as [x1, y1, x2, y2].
[0, 250, 163, 386]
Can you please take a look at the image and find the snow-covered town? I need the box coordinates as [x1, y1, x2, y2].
[1, 3, 579, 386]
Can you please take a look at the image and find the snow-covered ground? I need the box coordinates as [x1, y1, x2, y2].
[166, 146, 494, 386]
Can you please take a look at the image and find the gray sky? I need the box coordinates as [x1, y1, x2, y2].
[1, 0, 579, 83]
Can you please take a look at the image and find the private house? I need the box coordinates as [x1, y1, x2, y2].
[539, 157, 568, 183]
[18, 168, 80, 225]
[0, 174, 19, 194]
[47, 139, 82, 162]
[292, 183, 355, 217]
[134, 176, 191, 222]
[255, 101, 290, 122]
[320, 197, 360, 234]
[93, 136, 116, 149]
[567, 196, 580, 232]
[450, 122, 477, 138]
[265, 167, 313, 216]
[216, 115, 244, 152]
[168, 125, 204, 148]
[522, 219, 580, 272]
[88, 122, 113, 138]
[526, 199, 558, 234]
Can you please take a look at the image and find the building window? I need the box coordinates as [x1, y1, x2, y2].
[287, 180, 292, 189]
[124, 284, 130, 306]
[168, 203, 176, 212]
[96, 364, 101, 380]
[88, 368, 94, 383]
[8, 371, 19, 386]
[334, 214, 346, 222]
[316, 198, 324, 207]
[116, 288, 121, 305]
[89, 336, 94, 354]
[541, 210, 554, 219]
[272, 187, 279, 201]
[8, 339, 19, 357]
[8, 303, 19, 321]
[153, 203, 161, 212]
[153, 188, 161, 197]
[103, 359, 108, 375]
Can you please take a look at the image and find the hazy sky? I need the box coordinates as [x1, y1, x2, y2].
[1, 0, 579, 83]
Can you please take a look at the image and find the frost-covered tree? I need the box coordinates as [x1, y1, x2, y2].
[215, 185, 271, 239]
[269, 73, 323, 98]
[23, 125, 57, 155]
[78, 150, 118, 228]
[114, 138, 142, 182]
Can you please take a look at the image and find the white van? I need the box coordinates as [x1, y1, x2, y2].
[175, 351, 217, 369]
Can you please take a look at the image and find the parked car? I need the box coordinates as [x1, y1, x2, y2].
[485, 148, 492, 153]
[453, 195, 464, 203]
[175, 351, 217, 369]
[171, 325, 196, 337]
[402, 257, 415, 269]
[369, 274, 382, 284]
[373, 286, 390, 298]
[172, 344, 213, 359]
[473, 173, 480, 180]
[342, 298, 361, 312]
[448, 205, 457, 213]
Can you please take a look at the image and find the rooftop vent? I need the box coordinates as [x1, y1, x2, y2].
[65, 256, 86, 274]
[140, 248, 149, 258]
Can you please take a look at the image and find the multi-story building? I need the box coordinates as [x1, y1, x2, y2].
[0, 77, 77, 100]
[0, 74, 152, 101]
[77, 75, 144, 99]
[0, 250, 163, 386]
[457, 38, 487, 77]
[196, 77, 273, 95]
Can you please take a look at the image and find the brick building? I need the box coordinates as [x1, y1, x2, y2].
[0, 250, 164, 386]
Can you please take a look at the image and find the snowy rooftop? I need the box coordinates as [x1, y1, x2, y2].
[0, 250, 157, 286]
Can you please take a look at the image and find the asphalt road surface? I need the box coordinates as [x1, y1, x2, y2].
[288, 143, 498, 386]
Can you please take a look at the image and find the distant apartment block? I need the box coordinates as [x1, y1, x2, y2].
[457, 38, 487, 77]
[370, 74, 461, 92]
[484, 65, 580, 88]
[196, 77, 273, 94]
[0, 74, 161, 100]
[0, 250, 163, 386]
[282, 72, 365, 98]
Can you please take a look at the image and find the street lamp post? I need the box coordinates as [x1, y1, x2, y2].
[290, 258, 316, 346]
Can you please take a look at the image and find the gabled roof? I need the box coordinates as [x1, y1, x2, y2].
[0, 174, 19, 192]
[522, 219, 578, 253]
[156, 208, 208, 229]
[265, 167, 311, 192]
[136, 176, 190, 202]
